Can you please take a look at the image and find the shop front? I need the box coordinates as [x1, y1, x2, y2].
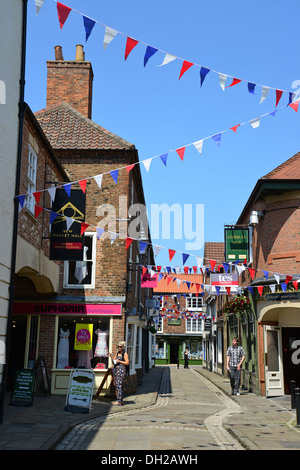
[155, 335, 203, 366]
[11, 301, 124, 395]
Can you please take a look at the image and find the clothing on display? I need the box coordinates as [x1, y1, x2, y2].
[94, 329, 109, 357]
[77, 349, 93, 369]
[57, 327, 70, 368]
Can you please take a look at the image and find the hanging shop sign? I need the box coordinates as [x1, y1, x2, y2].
[13, 302, 122, 316]
[50, 188, 86, 261]
[141, 272, 158, 288]
[65, 369, 95, 413]
[211, 273, 239, 295]
[74, 323, 93, 350]
[224, 228, 249, 262]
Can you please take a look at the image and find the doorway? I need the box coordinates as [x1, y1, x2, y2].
[282, 327, 300, 394]
[170, 342, 179, 364]
[7, 315, 27, 391]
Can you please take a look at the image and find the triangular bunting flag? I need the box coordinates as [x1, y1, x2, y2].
[154, 245, 162, 257]
[35, 0, 45, 15]
[225, 286, 231, 296]
[196, 256, 203, 268]
[159, 153, 168, 166]
[257, 285, 264, 296]
[289, 100, 300, 112]
[176, 147, 185, 161]
[144, 46, 158, 67]
[65, 217, 74, 231]
[193, 139, 203, 154]
[262, 270, 269, 279]
[57, 2, 72, 29]
[110, 170, 119, 184]
[281, 283, 287, 292]
[158, 53, 176, 67]
[285, 275, 293, 284]
[211, 133, 222, 146]
[209, 259, 216, 272]
[125, 37, 139, 61]
[34, 205, 43, 219]
[63, 183, 71, 197]
[179, 60, 193, 79]
[248, 268, 255, 280]
[200, 67, 210, 87]
[231, 124, 240, 133]
[94, 174, 103, 189]
[249, 117, 260, 129]
[126, 237, 134, 249]
[139, 240, 148, 254]
[247, 286, 254, 295]
[223, 263, 229, 273]
[80, 222, 89, 235]
[226, 77, 241, 88]
[96, 227, 105, 239]
[168, 249, 176, 262]
[83, 15, 96, 41]
[260, 86, 269, 104]
[182, 253, 189, 265]
[248, 82, 256, 95]
[33, 192, 41, 205]
[274, 273, 280, 284]
[110, 232, 118, 245]
[293, 280, 299, 290]
[219, 73, 227, 90]
[142, 158, 152, 172]
[48, 186, 56, 202]
[50, 211, 58, 225]
[275, 89, 283, 107]
[126, 164, 135, 173]
[78, 179, 87, 194]
[215, 286, 220, 296]
[103, 26, 118, 50]
[269, 284, 276, 293]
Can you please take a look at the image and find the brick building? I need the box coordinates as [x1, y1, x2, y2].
[234, 152, 300, 397]
[153, 273, 204, 366]
[10, 45, 154, 396]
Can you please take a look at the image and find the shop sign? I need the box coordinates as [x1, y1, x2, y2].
[13, 303, 122, 316]
[10, 369, 36, 407]
[141, 272, 157, 288]
[168, 318, 181, 325]
[74, 324, 93, 350]
[50, 188, 86, 261]
[211, 273, 239, 294]
[65, 369, 95, 413]
[204, 318, 212, 331]
[225, 228, 249, 262]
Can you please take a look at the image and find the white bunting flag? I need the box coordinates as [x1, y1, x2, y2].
[269, 284, 276, 293]
[48, 186, 57, 203]
[158, 53, 177, 67]
[249, 117, 260, 129]
[219, 73, 227, 91]
[103, 26, 118, 50]
[196, 256, 203, 269]
[176, 278, 181, 288]
[94, 174, 103, 189]
[260, 86, 270, 104]
[35, 0, 45, 15]
[274, 273, 281, 284]
[193, 139, 203, 155]
[65, 217, 74, 231]
[236, 265, 246, 276]
[142, 158, 152, 172]
[110, 232, 118, 244]
[154, 245, 162, 257]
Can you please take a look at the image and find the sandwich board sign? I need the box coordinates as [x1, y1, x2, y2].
[10, 369, 36, 407]
[65, 369, 95, 413]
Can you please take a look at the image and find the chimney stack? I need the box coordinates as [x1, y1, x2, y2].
[46, 45, 93, 119]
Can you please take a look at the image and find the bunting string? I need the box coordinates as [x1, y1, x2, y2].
[48, 1, 298, 107]
[16, 102, 297, 202]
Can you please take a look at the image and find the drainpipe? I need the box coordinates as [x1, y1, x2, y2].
[0, 0, 28, 424]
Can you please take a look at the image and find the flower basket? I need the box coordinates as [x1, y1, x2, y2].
[223, 295, 251, 317]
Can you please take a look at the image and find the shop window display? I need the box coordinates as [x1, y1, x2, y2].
[56, 317, 110, 370]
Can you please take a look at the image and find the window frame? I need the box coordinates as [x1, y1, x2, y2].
[63, 232, 97, 289]
[26, 144, 37, 214]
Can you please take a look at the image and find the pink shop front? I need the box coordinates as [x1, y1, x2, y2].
[10, 301, 123, 395]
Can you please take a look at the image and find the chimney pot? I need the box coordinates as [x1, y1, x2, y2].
[75, 44, 84, 61]
[54, 45, 64, 61]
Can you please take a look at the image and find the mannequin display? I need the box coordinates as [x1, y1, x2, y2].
[94, 329, 109, 357]
[57, 326, 70, 368]
[77, 349, 93, 369]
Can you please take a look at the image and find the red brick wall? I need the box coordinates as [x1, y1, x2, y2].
[46, 60, 93, 119]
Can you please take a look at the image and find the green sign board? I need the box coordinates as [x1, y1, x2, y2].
[225, 228, 249, 262]
[10, 369, 36, 407]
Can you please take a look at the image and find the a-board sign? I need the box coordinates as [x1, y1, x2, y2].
[65, 369, 95, 413]
[10, 369, 36, 407]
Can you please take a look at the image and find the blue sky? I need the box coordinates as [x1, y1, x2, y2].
[25, 0, 300, 267]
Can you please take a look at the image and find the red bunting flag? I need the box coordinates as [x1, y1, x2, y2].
[168, 249, 176, 261]
[196, 283, 200, 292]
[78, 179, 87, 194]
[176, 147, 185, 161]
[226, 78, 241, 88]
[275, 89, 283, 107]
[126, 237, 134, 249]
[293, 280, 299, 289]
[179, 60, 193, 79]
[257, 286, 264, 296]
[34, 205, 43, 219]
[167, 276, 172, 285]
[33, 191, 41, 205]
[57, 2, 72, 29]
[80, 222, 89, 235]
[248, 268, 255, 280]
[230, 124, 240, 133]
[285, 275, 293, 284]
[225, 286, 231, 296]
[126, 164, 135, 172]
[289, 100, 300, 112]
[142, 266, 147, 276]
[125, 37, 139, 61]
[209, 259, 216, 272]
[184, 266, 189, 274]
[193, 266, 197, 273]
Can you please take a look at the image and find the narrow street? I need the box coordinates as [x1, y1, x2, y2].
[56, 367, 244, 451]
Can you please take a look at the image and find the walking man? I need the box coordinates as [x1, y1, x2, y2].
[226, 337, 245, 395]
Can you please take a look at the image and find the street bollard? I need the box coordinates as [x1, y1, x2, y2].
[295, 388, 300, 427]
[291, 380, 296, 409]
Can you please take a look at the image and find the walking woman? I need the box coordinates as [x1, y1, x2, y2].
[109, 341, 129, 405]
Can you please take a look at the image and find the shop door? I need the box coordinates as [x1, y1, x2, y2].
[282, 327, 300, 394]
[264, 326, 284, 397]
[170, 342, 179, 364]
